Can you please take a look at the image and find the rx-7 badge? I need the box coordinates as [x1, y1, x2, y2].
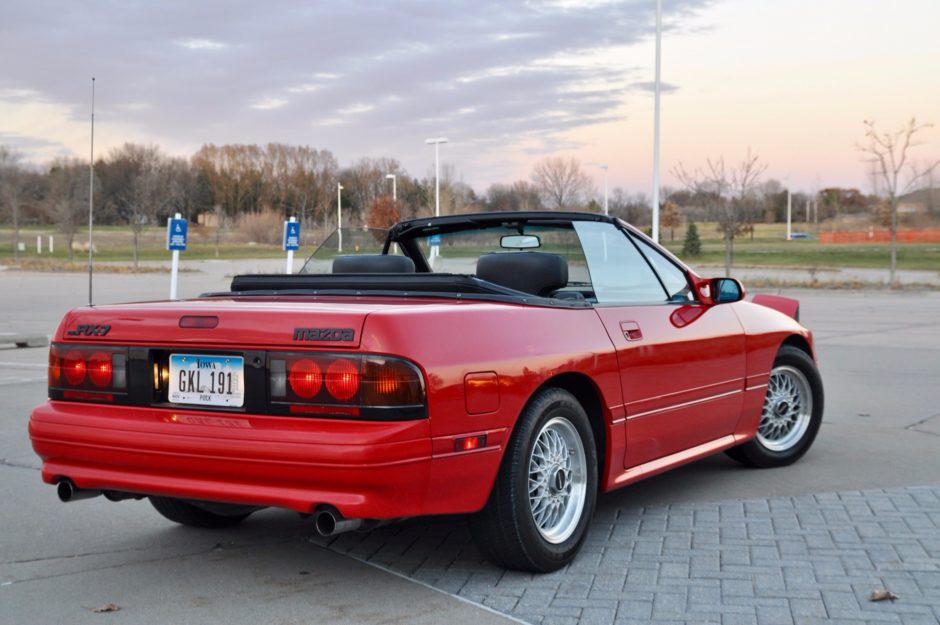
[67, 324, 111, 337]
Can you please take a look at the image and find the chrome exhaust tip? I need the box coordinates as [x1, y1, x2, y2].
[313, 508, 365, 536]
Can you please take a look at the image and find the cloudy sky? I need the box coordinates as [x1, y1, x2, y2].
[1, 0, 938, 194]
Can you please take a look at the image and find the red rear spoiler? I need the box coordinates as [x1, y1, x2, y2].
[752, 294, 800, 321]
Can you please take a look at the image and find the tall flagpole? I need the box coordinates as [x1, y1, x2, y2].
[88, 77, 95, 306]
[651, 0, 662, 242]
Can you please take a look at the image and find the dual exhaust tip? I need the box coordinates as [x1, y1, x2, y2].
[56, 479, 378, 536]
[57, 480, 371, 538]
[56, 480, 141, 503]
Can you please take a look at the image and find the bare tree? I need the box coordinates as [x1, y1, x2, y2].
[106, 143, 172, 268]
[673, 149, 767, 276]
[0, 147, 27, 260]
[609, 188, 650, 226]
[530, 156, 594, 210]
[857, 117, 939, 285]
[485, 181, 543, 212]
[660, 202, 681, 241]
[45, 158, 89, 261]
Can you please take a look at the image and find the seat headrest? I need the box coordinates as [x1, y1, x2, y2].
[332, 255, 416, 273]
[476, 252, 568, 296]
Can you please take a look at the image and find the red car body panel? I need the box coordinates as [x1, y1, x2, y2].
[29, 294, 811, 520]
[28, 212, 817, 525]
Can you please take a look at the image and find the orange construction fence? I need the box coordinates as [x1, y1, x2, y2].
[819, 229, 940, 244]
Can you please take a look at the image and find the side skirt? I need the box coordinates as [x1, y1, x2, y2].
[605, 434, 742, 492]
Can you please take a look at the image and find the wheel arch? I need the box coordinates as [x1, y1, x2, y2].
[781, 334, 814, 360]
[530, 372, 607, 491]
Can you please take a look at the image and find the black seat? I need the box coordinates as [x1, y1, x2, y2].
[551, 290, 585, 301]
[476, 252, 568, 296]
[332, 255, 416, 273]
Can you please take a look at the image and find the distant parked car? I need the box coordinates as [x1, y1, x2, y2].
[30, 211, 824, 572]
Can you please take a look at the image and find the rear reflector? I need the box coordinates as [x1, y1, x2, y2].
[62, 390, 114, 402]
[455, 434, 487, 452]
[288, 404, 360, 416]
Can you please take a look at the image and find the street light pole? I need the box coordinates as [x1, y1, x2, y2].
[600, 164, 609, 215]
[386, 173, 397, 201]
[425, 137, 448, 217]
[651, 0, 663, 242]
[337, 182, 344, 252]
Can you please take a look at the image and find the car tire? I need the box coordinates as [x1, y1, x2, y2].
[469, 387, 597, 572]
[150, 496, 253, 528]
[726, 345, 824, 468]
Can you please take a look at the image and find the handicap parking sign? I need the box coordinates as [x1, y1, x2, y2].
[283, 220, 301, 251]
[166, 217, 188, 251]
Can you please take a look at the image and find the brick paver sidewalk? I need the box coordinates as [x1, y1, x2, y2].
[319, 485, 940, 625]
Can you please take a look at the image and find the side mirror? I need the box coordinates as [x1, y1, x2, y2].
[712, 277, 745, 303]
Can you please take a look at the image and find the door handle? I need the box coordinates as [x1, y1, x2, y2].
[620, 321, 643, 341]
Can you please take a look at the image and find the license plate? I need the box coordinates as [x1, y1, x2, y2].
[168, 354, 244, 408]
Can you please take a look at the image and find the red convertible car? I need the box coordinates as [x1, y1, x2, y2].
[29, 211, 823, 572]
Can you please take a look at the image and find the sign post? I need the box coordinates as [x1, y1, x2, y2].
[283, 216, 300, 274]
[166, 213, 188, 299]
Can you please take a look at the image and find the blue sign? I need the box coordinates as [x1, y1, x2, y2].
[429, 234, 442, 246]
[167, 217, 188, 251]
[283, 220, 301, 251]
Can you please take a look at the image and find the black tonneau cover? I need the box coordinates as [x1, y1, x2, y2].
[230, 273, 513, 294]
[211, 273, 591, 308]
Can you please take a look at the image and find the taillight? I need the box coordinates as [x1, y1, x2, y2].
[88, 351, 113, 387]
[269, 352, 426, 420]
[63, 350, 87, 385]
[361, 357, 424, 406]
[288, 358, 322, 398]
[49, 343, 128, 402]
[325, 359, 359, 401]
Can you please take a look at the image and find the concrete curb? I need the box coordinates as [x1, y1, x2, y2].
[0, 333, 49, 349]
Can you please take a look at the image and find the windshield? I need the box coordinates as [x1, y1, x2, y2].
[299, 227, 391, 274]
[293, 216, 690, 305]
[411, 224, 590, 284]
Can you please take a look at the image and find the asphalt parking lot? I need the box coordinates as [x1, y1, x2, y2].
[1, 264, 938, 625]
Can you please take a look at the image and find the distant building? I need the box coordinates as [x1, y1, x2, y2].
[897, 187, 939, 214]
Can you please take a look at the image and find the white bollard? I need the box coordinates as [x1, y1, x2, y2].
[37, 236, 42, 254]
[48, 235, 54, 254]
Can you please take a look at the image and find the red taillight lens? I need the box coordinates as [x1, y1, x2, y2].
[288, 358, 322, 399]
[49, 344, 128, 401]
[268, 352, 425, 419]
[325, 358, 359, 401]
[88, 351, 113, 387]
[63, 350, 87, 386]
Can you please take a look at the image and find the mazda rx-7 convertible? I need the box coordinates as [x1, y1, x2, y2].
[29, 211, 823, 571]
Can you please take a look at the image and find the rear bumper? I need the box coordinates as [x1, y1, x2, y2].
[29, 400, 486, 519]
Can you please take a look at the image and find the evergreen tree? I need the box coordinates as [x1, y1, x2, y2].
[682, 221, 702, 257]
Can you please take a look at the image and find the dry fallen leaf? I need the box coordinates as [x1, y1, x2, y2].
[869, 589, 899, 602]
[91, 603, 121, 613]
